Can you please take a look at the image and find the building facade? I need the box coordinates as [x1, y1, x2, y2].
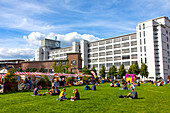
[35, 16, 170, 81]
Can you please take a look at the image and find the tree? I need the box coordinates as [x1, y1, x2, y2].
[39, 68, 45, 73]
[133, 61, 140, 75]
[91, 66, 97, 76]
[108, 65, 117, 78]
[5, 69, 17, 83]
[53, 62, 65, 73]
[82, 66, 90, 75]
[140, 63, 149, 79]
[65, 61, 71, 74]
[118, 64, 126, 78]
[99, 65, 106, 78]
[128, 64, 134, 74]
[18, 67, 23, 72]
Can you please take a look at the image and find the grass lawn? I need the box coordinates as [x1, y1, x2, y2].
[0, 83, 170, 113]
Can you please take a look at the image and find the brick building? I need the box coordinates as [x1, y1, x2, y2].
[21, 53, 82, 73]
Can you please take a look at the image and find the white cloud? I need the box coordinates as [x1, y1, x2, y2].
[0, 48, 34, 60]
[23, 32, 46, 46]
[23, 32, 100, 47]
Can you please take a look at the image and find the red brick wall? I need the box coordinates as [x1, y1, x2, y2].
[22, 61, 54, 71]
[67, 53, 82, 71]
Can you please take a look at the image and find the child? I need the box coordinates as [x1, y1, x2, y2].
[57, 88, 67, 101]
[71, 89, 80, 101]
[50, 86, 60, 95]
[110, 82, 114, 87]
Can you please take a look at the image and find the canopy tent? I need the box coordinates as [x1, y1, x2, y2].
[54, 73, 92, 77]
[0, 72, 92, 78]
[0, 69, 8, 74]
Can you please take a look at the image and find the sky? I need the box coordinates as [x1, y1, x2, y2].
[0, 0, 170, 60]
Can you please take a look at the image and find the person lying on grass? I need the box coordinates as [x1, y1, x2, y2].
[57, 88, 67, 100]
[126, 89, 138, 99]
[33, 86, 45, 96]
[70, 89, 80, 101]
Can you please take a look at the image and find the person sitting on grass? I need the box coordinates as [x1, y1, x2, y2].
[46, 87, 51, 94]
[126, 89, 138, 99]
[110, 82, 114, 87]
[33, 86, 45, 96]
[56, 88, 67, 101]
[130, 82, 135, 90]
[114, 81, 120, 87]
[84, 84, 91, 90]
[50, 86, 60, 96]
[71, 89, 80, 101]
[122, 83, 128, 90]
[92, 83, 96, 90]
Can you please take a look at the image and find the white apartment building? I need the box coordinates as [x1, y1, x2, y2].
[35, 16, 170, 81]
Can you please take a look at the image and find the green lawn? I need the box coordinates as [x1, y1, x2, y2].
[0, 83, 170, 113]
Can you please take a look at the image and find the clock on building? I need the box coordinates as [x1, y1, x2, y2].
[55, 42, 60, 47]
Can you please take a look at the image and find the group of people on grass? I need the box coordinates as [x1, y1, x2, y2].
[33, 85, 80, 101]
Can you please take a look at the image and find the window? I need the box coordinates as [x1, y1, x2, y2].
[99, 41, 105, 45]
[62, 61, 66, 65]
[55, 61, 60, 65]
[168, 51, 169, 57]
[167, 37, 168, 42]
[93, 53, 98, 57]
[92, 59, 98, 63]
[131, 48, 137, 52]
[106, 45, 112, 50]
[122, 55, 130, 60]
[99, 58, 105, 62]
[106, 40, 112, 44]
[143, 24, 145, 29]
[122, 37, 129, 41]
[140, 32, 141, 37]
[114, 50, 121, 54]
[140, 39, 142, 45]
[106, 51, 112, 55]
[114, 38, 120, 42]
[99, 52, 105, 56]
[141, 58, 143, 63]
[114, 44, 121, 48]
[93, 64, 98, 68]
[92, 48, 98, 52]
[140, 47, 142, 52]
[71, 60, 76, 65]
[145, 58, 147, 63]
[106, 63, 113, 67]
[122, 42, 129, 47]
[99, 46, 105, 51]
[114, 62, 121, 66]
[49, 69, 53, 73]
[143, 31, 145, 37]
[131, 41, 137, 46]
[122, 49, 130, 53]
[122, 62, 130, 66]
[99, 64, 105, 68]
[166, 30, 168, 35]
[114, 56, 121, 61]
[139, 25, 141, 30]
[144, 38, 146, 44]
[131, 54, 137, 59]
[106, 57, 113, 61]
[144, 46, 146, 52]
[167, 44, 169, 49]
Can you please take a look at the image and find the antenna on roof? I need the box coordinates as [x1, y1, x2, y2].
[54, 36, 57, 40]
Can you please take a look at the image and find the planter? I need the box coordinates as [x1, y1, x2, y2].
[4, 82, 18, 93]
